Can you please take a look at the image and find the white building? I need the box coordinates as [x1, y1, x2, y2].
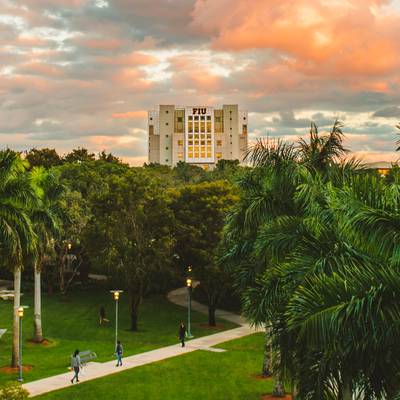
[148, 104, 248, 169]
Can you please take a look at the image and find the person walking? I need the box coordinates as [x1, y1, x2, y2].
[99, 306, 109, 325]
[179, 322, 186, 347]
[115, 340, 123, 367]
[70, 349, 81, 384]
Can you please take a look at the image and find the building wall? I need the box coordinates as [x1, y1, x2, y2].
[159, 105, 174, 166]
[148, 104, 248, 168]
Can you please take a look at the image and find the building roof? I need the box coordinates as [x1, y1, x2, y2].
[364, 161, 394, 169]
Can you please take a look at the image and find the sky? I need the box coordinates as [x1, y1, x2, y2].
[1, 0, 400, 165]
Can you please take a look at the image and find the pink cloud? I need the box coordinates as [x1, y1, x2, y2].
[17, 62, 65, 78]
[112, 110, 147, 119]
[191, 0, 400, 79]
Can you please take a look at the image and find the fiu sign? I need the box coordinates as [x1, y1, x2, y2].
[192, 107, 207, 115]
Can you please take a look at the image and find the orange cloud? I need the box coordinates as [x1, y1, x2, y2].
[17, 62, 65, 78]
[192, 0, 400, 79]
[112, 110, 147, 119]
[76, 38, 124, 50]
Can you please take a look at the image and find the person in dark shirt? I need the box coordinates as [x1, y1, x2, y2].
[116, 340, 123, 366]
[179, 322, 186, 347]
[99, 306, 109, 325]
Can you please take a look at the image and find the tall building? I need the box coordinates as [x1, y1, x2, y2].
[148, 104, 248, 169]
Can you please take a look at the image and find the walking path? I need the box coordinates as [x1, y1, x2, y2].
[24, 287, 257, 398]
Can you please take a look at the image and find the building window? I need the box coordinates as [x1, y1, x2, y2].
[166, 159, 169, 162]
[166, 134, 169, 137]
[194, 115, 199, 121]
[215, 117, 221, 123]
[243, 124, 248, 134]
[149, 125, 154, 135]
[166, 147, 169, 150]
[230, 118, 232, 121]
[177, 117, 183, 122]
[166, 110, 169, 114]
[166, 122, 169, 126]
[178, 140, 183, 146]
[207, 115, 211, 120]
[201, 115, 205, 120]
[150, 117, 153, 120]
[216, 152, 222, 159]
[217, 140, 222, 146]
[178, 152, 184, 158]
[243, 117, 246, 120]
[230, 127, 232, 130]
[189, 115, 193, 120]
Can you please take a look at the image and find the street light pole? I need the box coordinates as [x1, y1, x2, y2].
[186, 277, 193, 338]
[110, 290, 123, 351]
[17, 306, 28, 382]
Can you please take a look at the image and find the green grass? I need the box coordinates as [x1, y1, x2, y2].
[37, 333, 273, 400]
[0, 286, 236, 385]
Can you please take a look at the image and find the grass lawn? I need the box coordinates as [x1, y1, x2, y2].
[37, 333, 273, 400]
[0, 286, 236, 385]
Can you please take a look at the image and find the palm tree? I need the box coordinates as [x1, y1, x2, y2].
[297, 120, 349, 173]
[224, 121, 370, 398]
[30, 167, 63, 342]
[0, 150, 37, 367]
[224, 138, 300, 393]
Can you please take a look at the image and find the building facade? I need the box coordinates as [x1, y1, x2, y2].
[148, 104, 248, 169]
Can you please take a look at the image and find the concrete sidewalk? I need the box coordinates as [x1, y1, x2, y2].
[24, 288, 255, 397]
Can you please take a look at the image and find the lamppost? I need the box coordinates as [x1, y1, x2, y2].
[186, 269, 193, 338]
[17, 305, 28, 382]
[67, 243, 72, 270]
[110, 290, 123, 350]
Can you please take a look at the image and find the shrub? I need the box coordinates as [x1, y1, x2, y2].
[0, 383, 29, 400]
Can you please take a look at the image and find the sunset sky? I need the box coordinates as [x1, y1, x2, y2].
[1, 0, 400, 165]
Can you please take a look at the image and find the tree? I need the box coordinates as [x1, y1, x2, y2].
[223, 123, 359, 397]
[87, 169, 175, 331]
[97, 150, 123, 164]
[173, 161, 208, 184]
[25, 148, 61, 169]
[172, 180, 238, 325]
[297, 119, 349, 173]
[226, 122, 400, 398]
[0, 150, 37, 367]
[30, 167, 63, 341]
[56, 189, 89, 295]
[63, 148, 95, 163]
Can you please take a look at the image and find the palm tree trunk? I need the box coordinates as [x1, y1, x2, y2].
[11, 268, 21, 368]
[272, 377, 286, 397]
[208, 304, 216, 326]
[33, 265, 43, 342]
[262, 325, 272, 377]
[342, 383, 352, 400]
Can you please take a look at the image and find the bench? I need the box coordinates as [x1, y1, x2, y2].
[0, 329, 7, 339]
[0, 290, 23, 301]
[72, 350, 97, 365]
